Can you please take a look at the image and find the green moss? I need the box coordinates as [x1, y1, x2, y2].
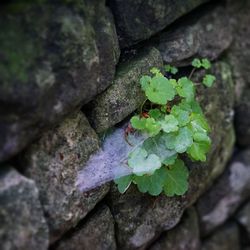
[0, 20, 43, 84]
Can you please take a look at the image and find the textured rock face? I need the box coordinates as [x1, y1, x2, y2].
[0, 0, 119, 162]
[156, 5, 232, 66]
[227, 1, 250, 147]
[109, 0, 209, 47]
[53, 206, 116, 250]
[149, 207, 200, 250]
[85, 47, 163, 133]
[0, 167, 49, 250]
[107, 62, 235, 249]
[22, 112, 109, 242]
[236, 201, 250, 240]
[197, 149, 250, 236]
[201, 223, 240, 250]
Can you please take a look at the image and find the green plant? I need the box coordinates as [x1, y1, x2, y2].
[115, 58, 216, 196]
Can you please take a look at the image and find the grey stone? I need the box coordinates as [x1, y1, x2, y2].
[85, 47, 163, 133]
[226, 1, 250, 147]
[53, 205, 116, 250]
[109, 0, 209, 47]
[149, 207, 200, 250]
[197, 149, 250, 236]
[236, 201, 250, 239]
[107, 62, 235, 249]
[201, 223, 240, 250]
[0, 0, 119, 162]
[0, 167, 49, 250]
[22, 112, 109, 242]
[156, 5, 232, 66]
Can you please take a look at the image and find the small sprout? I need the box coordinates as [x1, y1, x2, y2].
[164, 64, 178, 74]
[203, 74, 216, 87]
[192, 58, 202, 68]
[201, 58, 211, 69]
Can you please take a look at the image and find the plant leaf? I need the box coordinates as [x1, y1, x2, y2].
[131, 116, 146, 130]
[148, 108, 162, 119]
[128, 147, 162, 176]
[134, 168, 166, 196]
[192, 58, 202, 68]
[140, 75, 151, 91]
[174, 127, 193, 153]
[176, 77, 195, 102]
[203, 74, 216, 87]
[145, 76, 176, 105]
[145, 118, 161, 136]
[171, 105, 190, 126]
[187, 140, 211, 162]
[143, 133, 177, 164]
[201, 58, 211, 69]
[161, 114, 179, 133]
[163, 159, 189, 196]
[114, 175, 133, 193]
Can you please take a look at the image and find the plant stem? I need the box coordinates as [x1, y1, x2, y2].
[189, 68, 196, 80]
[140, 98, 148, 115]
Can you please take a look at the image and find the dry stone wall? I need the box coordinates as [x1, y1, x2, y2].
[1, 0, 250, 249]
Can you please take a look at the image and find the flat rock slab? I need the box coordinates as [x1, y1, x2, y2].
[197, 149, 250, 236]
[0, 0, 119, 162]
[22, 112, 109, 242]
[85, 47, 163, 133]
[53, 205, 116, 250]
[149, 207, 200, 250]
[155, 4, 232, 66]
[0, 167, 49, 250]
[109, 0, 209, 47]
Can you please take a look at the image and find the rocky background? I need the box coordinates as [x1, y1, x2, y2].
[0, 0, 250, 249]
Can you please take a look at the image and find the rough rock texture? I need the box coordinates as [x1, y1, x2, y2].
[85, 47, 162, 133]
[109, 0, 209, 47]
[107, 62, 235, 249]
[149, 207, 200, 250]
[201, 223, 240, 250]
[22, 112, 109, 243]
[236, 201, 250, 239]
[155, 4, 232, 66]
[53, 206, 116, 250]
[0, 0, 119, 162]
[197, 149, 250, 236]
[226, 1, 250, 147]
[0, 167, 49, 250]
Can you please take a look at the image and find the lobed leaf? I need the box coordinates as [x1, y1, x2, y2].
[145, 76, 176, 105]
[203, 74, 216, 87]
[128, 147, 162, 176]
[163, 159, 189, 196]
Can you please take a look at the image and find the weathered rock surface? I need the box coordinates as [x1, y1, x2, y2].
[155, 4, 232, 66]
[22, 112, 109, 242]
[109, 0, 209, 47]
[0, 0, 119, 162]
[107, 62, 235, 249]
[197, 149, 250, 236]
[0, 167, 49, 250]
[149, 207, 200, 250]
[53, 205, 116, 250]
[201, 223, 240, 250]
[236, 201, 250, 239]
[226, 1, 250, 147]
[85, 47, 163, 133]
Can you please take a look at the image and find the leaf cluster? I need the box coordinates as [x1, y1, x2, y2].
[115, 58, 216, 196]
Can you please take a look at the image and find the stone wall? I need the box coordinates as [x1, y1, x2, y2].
[1, 0, 250, 249]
